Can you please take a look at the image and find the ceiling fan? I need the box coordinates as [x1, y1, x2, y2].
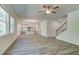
[39, 4, 59, 15]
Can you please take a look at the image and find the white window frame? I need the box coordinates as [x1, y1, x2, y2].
[0, 7, 9, 36]
[10, 16, 15, 33]
[0, 6, 15, 36]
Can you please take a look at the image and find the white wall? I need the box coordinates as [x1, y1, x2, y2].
[0, 5, 19, 54]
[47, 20, 56, 37]
[56, 10, 79, 45]
[17, 22, 21, 36]
[54, 17, 67, 30]
[35, 22, 40, 34]
[40, 20, 47, 37]
[0, 33, 17, 54]
[39, 20, 56, 37]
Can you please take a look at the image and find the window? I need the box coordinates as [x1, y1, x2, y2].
[0, 21, 6, 36]
[0, 6, 15, 36]
[0, 7, 9, 36]
[10, 16, 14, 33]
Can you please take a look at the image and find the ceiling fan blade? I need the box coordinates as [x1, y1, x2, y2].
[51, 11, 56, 13]
[43, 5, 47, 8]
[53, 6, 59, 9]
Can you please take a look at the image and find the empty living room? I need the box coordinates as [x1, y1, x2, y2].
[0, 1, 79, 59]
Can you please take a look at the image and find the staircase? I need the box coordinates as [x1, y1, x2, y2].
[56, 21, 67, 36]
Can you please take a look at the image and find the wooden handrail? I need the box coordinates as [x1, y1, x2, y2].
[56, 21, 67, 36]
[56, 21, 67, 31]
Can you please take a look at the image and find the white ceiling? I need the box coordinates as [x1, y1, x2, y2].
[11, 4, 79, 20]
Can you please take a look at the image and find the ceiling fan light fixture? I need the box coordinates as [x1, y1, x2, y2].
[45, 10, 51, 14]
[39, 4, 59, 15]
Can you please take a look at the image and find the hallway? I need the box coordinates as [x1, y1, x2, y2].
[4, 34, 79, 55]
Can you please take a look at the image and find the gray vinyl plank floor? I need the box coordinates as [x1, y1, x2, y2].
[4, 34, 79, 55]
